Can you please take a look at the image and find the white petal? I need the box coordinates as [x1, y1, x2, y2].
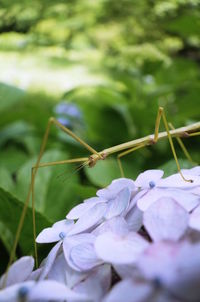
[67, 197, 105, 220]
[97, 178, 135, 199]
[95, 231, 149, 265]
[103, 279, 153, 302]
[39, 241, 62, 280]
[189, 205, 200, 231]
[36, 219, 74, 243]
[0, 256, 34, 288]
[67, 203, 107, 236]
[29, 280, 90, 301]
[70, 242, 102, 271]
[74, 264, 111, 301]
[143, 197, 189, 242]
[159, 173, 200, 188]
[104, 188, 131, 220]
[134, 170, 164, 188]
[125, 205, 143, 232]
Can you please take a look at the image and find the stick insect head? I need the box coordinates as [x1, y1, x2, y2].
[88, 152, 107, 168]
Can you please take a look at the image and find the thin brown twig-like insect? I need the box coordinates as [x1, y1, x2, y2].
[4, 106, 200, 284]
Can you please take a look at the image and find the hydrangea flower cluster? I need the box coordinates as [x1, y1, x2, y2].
[1, 167, 200, 301]
[54, 102, 83, 129]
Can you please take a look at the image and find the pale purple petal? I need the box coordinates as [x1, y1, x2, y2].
[67, 203, 107, 236]
[137, 188, 162, 211]
[47, 253, 87, 290]
[114, 263, 139, 279]
[139, 241, 200, 302]
[159, 173, 200, 188]
[0, 256, 34, 288]
[189, 205, 200, 231]
[67, 197, 105, 220]
[103, 279, 153, 302]
[63, 234, 96, 271]
[28, 268, 43, 281]
[138, 187, 200, 212]
[166, 242, 200, 301]
[104, 188, 131, 220]
[127, 188, 149, 212]
[70, 242, 102, 271]
[181, 166, 200, 176]
[134, 170, 164, 188]
[28, 280, 90, 301]
[74, 264, 111, 301]
[84, 196, 107, 204]
[137, 241, 179, 283]
[95, 231, 149, 265]
[189, 186, 200, 195]
[0, 281, 34, 302]
[47, 253, 68, 284]
[39, 241, 62, 280]
[162, 189, 200, 212]
[65, 264, 88, 289]
[97, 178, 135, 199]
[137, 240, 200, 302]
[125, 205, 143, 232]
[148, 291, 180, 302]
[36, 219, 74, 243]
[92, 217, 129, 237]
[143, 197, 189, 242]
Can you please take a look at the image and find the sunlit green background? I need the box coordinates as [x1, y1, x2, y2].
[0, 0, 200, 269]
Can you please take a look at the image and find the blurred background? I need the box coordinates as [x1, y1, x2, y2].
[0, 0, 200, 269]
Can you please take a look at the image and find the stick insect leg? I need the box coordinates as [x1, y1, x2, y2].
[117, 143, 147, 177]
[6, 117, 100, 276]
[154, 107, 193, 183]
[188, 131, 200, 137]
[116, 106, 167, 177]
[31, 157, 88, 268]
[168, 122, 195, 164]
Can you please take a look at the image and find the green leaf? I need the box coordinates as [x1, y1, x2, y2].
[0, 187, 50, 254]
[0, 148, 28, 174]
[0, 221, 14, 254]
[166, 14, 200, 38]
[85, 158, 121, 187]
[0, 167, 14, 192]
[13, 149, 85, 222]
[0, 82, 25, 112]
[0, 121, 34, 147]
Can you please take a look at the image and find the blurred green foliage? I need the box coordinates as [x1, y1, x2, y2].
[0, 0, 199, 268]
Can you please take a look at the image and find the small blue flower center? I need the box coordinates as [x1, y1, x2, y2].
[152, 277, 162, 289]
[59, 231, 66, 240]
[18, 286, 29, 301]
[149, 181, 156, 188]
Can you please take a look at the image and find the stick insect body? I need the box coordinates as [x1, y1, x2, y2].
[4, 106, 200, 281]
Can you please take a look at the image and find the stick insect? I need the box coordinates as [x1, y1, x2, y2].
[5, 106, 200, 277]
